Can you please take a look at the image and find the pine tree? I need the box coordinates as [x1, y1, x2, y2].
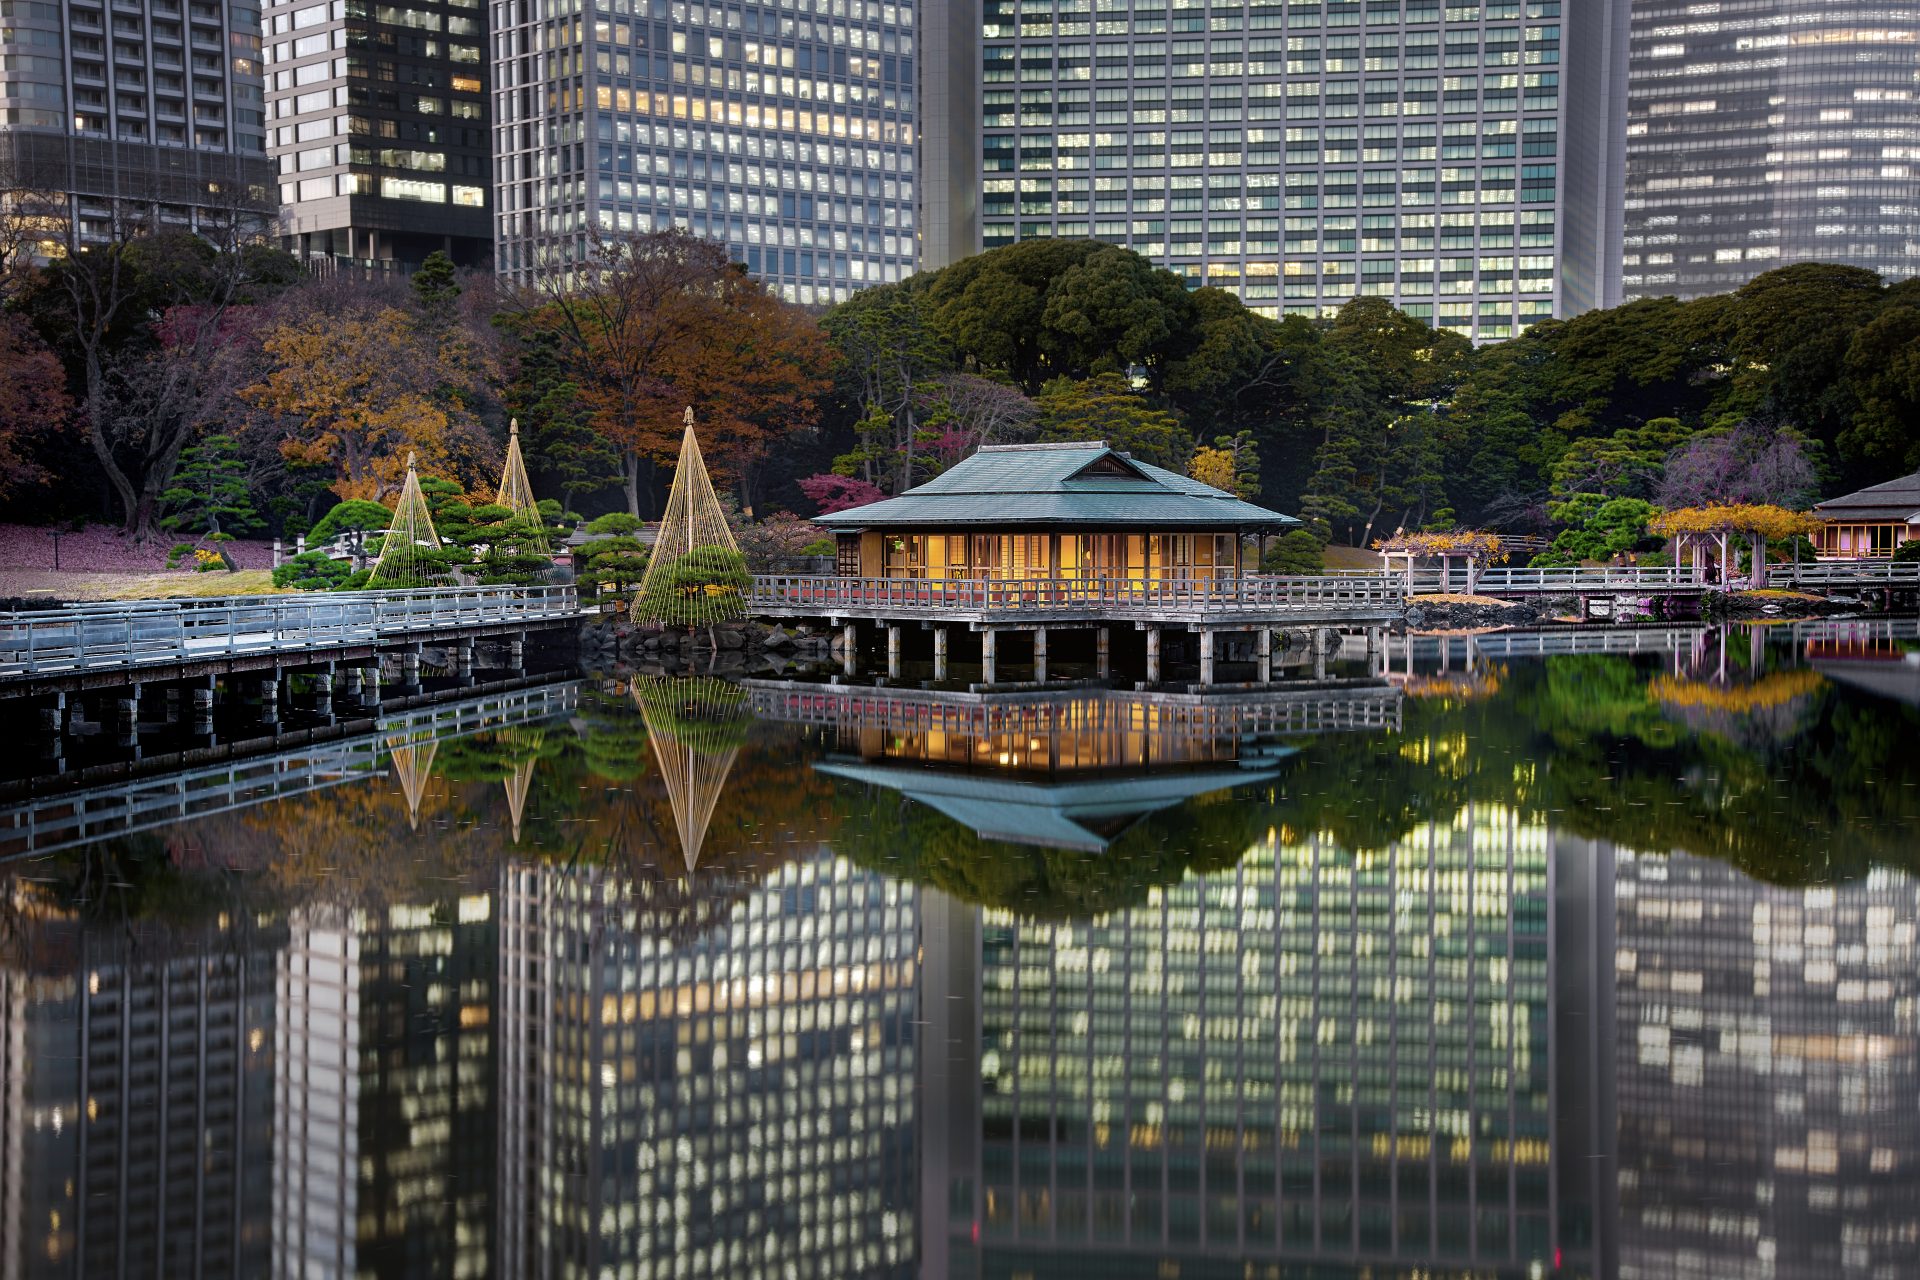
[159, 434, 261, 537]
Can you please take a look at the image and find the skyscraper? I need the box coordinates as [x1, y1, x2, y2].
[940, 0, 1630, 340]
[0, 0, 272, 241]
[259, 0, 493, 271]
[1621, 0, 1920, 300]
[488, 0, 919, 302]
[496, 856, 920, 1279]
[1610, 852, 1920, 1280]
[922, 804, 1607, 1277]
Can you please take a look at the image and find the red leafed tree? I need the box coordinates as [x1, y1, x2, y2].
[528, 230, 830, 517]
[798, 473, 886, 514]
[0, 312, 71, 499]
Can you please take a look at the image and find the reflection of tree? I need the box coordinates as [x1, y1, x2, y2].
[1281, 654, 1920, 885]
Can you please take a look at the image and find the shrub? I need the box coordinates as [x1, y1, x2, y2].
[1260, 529, 1326, 575]
[1895, 540, 1920, 563]
[586, 512, 642, 536]
[273, 550, 356, 591]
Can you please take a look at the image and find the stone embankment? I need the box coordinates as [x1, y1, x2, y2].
[1705, 589, 1868, 619]
[1402, 593, 1554, 633]
[579, 617, 832, 673]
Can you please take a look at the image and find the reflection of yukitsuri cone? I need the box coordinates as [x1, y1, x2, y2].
[368, 452, 444, 588]
[503, 756, 536, 843]
[495, 419, 547, 552]
[386, 735, 440, 832]
[630, 675, 748, 873]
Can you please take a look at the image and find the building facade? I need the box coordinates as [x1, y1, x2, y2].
[0, 0, 272, 241]
[1610, 851, 1920, 1280]
[1621, 0, 1920, 301]
[260, 0, 493, 272]
[943, 0, 1629, 340]
[922, 803, 1608, 1278]
[489, 0, 919, 303]
[496, 856, 920, 1279]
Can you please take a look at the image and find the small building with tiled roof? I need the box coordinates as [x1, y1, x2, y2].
[1811, 471, 1920, 558]
[812, 441, 1298, 580]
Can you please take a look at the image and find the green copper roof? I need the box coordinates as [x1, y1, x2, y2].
[813, 442, 1300, 531]
[816, 757, 1289, 851]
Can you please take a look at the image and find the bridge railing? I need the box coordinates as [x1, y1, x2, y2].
[746, 573, 1405, 617]
[1365, 559, 1920, 595]
[0, 585, 579, 680]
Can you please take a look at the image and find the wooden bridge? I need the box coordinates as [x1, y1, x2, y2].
[1396, 559, 1920, 598]
[0, 585, 582, 699]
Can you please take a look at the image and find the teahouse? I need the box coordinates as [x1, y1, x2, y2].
[1811, 470, 1920, 558]
[812, 441, 1299, 580]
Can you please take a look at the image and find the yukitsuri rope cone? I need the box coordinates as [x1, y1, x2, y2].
[631, 408, 746, 628]
[503, 756, 536, 843]
[495, 419, 548, 551]
[386, 732, 440, 832]
[630, 675, 751, 873]
[367, 452, 445, 588]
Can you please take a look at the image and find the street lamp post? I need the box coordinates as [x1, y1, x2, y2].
[45, 530, 64, 570]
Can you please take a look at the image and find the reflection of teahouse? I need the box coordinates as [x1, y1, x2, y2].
[1811, 470, 1920, 558]
[812, 441, 1298, 580]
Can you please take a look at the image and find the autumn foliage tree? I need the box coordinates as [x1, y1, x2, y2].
[1650, 504, 1819, 588]
[527, 230, 829, 517]
[0, 313, 70, 501]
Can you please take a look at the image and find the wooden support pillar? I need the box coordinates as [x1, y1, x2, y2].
[887, 624, 902, 678]
[1032, 627, 1047, 683]
[1257, 628, 1273, 683]
[1198, 631, 1215, 685]
[933, 627, 949, 681]
[1145, 627, 1161, 684]
[1096, 626, 1110, 679]
[842, 621, 858, 676]
[981, 629, 998, 684]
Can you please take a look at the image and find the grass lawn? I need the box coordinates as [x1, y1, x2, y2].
[0, 569, 284, 602]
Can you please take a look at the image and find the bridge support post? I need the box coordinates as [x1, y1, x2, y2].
[1032, 627, 1047, 683]
[191, 677, 216, 738]
[341, 666, 363, 707]
[1096, 627, 1110, 679]
[507, 634, 526, 676]
[841, 622, 859, 677]
[37, 691, 64, 737]
[400, 646, 422, 693]
[116, 684, 141, 752]
[162, 684, 181, 725]
[455, 641, 474, 686]
[258, 675, 279, 728]
[1257, 628, 1273, 683]
[933, 627, 949, 681]
[360, 666, 382, 710]
[312, 664, 334, 722]
[981, 629, 997, 684]
[1145, 627, 1161, 684]
[1311, 627, 1332, 681]
[1198, 631, 1215, 686]
[887, 625, 902, 679]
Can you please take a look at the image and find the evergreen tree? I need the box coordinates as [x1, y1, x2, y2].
[158, 434, 260, 537]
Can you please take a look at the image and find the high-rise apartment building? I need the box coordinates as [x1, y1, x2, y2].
[496, 856, 920, 1278]
[489, 0, 919, 302]
[1621, 0, 1920, 300]
[0, 921, 279, 1280]
[1611, 852, 1920, 1280]
[921, 804, 1609, 1276]
[943, 0, 1629, 340]
[259, 0, 493, 271]
[271, 896, 497, 1279]
[0, 0, 272, 240]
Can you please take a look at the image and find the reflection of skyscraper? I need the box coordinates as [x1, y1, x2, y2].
[0, 916, 277, 1279]
[272, 897, 497, 1280]
[497, 856, 919, 1278]
[926, 803, 1601, 1278]
[1611, 853, 1920, 1280]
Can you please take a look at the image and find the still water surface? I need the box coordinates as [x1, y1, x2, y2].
[3, 621, 1919, 1280]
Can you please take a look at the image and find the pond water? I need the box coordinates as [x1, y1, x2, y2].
[3, 620, 1919, 1280]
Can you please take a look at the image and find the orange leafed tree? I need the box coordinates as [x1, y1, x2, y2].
[529, 229, 830, 516]
[244, 304, 499, 501]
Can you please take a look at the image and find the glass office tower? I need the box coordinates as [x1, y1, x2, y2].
[948, 0, 1629, 339]
[0, 0, 272, 240]
[924, 804, 1605, 1277]
[490, 0, 919, 302]
[1622, 0, 1920, 300]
